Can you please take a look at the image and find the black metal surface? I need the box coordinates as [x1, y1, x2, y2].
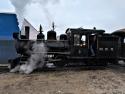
[1, 27, 125, 67]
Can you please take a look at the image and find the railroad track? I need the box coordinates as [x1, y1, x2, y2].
[0, 63, 125, 74]
[0, 66, 9, 74]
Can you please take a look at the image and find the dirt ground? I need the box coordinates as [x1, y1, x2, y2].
[0, 65, 125, 94]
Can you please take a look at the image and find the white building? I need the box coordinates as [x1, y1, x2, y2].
[21, 19, 39, 40]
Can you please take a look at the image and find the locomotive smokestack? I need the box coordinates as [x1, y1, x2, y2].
[25, 26, 30, 39]
[37, 25, 45, 40]
[39, 24, 43, 34]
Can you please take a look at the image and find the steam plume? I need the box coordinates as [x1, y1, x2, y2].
[9, 0, 30, 27]
[9, 0, 60, 27]
[10, 41, 47, 74]
[19, 42, 47, 74]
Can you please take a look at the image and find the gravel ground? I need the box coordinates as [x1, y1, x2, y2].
[0, 65, 125, 94]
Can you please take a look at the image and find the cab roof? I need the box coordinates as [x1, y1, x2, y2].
[66, 28, 105, 34]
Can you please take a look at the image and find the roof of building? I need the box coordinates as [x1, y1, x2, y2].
[0, 13, 20, 40]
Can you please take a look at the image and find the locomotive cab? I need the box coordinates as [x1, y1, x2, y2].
[66, 28, 105, 59]
[65, 28, 110, 66]
[66, 28, 120, 66]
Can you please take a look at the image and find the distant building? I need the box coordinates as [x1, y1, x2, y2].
[21, 19, 39, 40]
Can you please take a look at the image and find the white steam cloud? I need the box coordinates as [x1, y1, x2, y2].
[9, 0, 60, 27]
[9, 0, 30, 27]
[19, 42, 47, 74]
[10, 41, 47, 74]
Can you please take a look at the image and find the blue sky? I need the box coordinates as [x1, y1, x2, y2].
[0, 0, 125, 34]
[0, 0, 14, 12]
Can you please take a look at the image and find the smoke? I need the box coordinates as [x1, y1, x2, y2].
[9, 0, 30, 27]
[19, 41, 47, 74]
[9, 0, 60, 27]
[10, 41, 47, 74]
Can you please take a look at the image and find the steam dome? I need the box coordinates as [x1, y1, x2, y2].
[47, 30, 56, 40]
[60, 34, 67, 40]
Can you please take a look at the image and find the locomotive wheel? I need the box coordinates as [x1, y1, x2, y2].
[85, 59, 107, 67]
[96, 60, 108, 67]
[112, 60, 119, 65]
[85, 59, 97, 66]
[8, 58, 20, 69]
[53, 55, 66, 67]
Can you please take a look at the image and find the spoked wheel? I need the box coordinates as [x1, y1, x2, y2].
[53, 55, 67, 67]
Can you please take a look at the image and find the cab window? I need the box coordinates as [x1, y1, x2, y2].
[74, 34, 80, 46]
[80, 35, 86, 46]
[74, 34, 86, 46]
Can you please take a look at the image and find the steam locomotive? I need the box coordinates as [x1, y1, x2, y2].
[10, 25, 125, 69]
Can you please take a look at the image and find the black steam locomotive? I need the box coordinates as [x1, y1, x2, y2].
[10, 25, 125, 69]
